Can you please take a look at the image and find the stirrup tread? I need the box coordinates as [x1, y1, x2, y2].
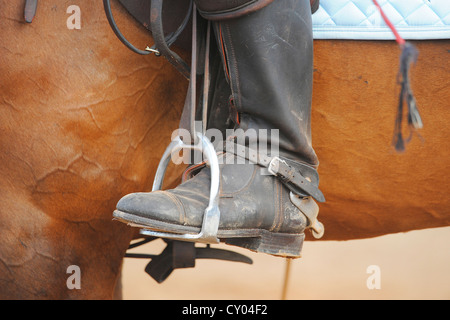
[114, 209, 304, 258]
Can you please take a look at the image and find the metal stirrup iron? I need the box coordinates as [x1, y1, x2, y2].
[140, 7, 221, 244]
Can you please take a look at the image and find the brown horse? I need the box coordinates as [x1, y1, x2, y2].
[0, 0, 186, 299]
[0, 0, 448, 299]
[312, 39, 450, 240]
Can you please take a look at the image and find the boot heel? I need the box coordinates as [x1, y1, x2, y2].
[224, 232, 305, 258]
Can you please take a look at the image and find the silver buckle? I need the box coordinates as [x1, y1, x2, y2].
[268, 156, 286, 176]
[139, 132, 221, 244]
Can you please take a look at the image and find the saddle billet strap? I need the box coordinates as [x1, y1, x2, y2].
[159, 3, 193, 49]
[24, 0, 38, 23]
[118, 0, 192, 50]
[103, 0, 154, 55]
[224, 141, 325, 203]
[103, 0, 191, 79]
[150, 0, 191, 79]
[178, 3, 202, 141]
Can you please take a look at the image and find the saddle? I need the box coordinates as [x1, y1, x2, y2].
[23, 0, 318, 50]
[119, 0, 319, 48]
[23, 0, 319, 25]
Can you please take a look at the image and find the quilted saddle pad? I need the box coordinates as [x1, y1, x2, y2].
[312, 0, 450, 40]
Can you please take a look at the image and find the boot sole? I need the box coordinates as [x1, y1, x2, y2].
[114, 210, 304, 258]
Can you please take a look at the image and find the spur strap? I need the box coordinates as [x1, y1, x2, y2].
[225, 141, 325, 203]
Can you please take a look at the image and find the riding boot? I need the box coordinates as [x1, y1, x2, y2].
[114, 0, 324, 258]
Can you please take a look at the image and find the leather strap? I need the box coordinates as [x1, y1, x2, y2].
[150, 0, 191, 79]
[103, 0, 191, 78]
[311, 0, 320, 14]
[269, 157, 325, 203]
[225, 141, 325, 203]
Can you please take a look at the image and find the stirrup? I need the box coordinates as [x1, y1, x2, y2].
[140, 132, 221, 244]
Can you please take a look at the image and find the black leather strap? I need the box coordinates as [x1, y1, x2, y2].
[103, 0, 154, 55]
[150, 0, 191, 79]
[311, 0, 320, 14]
[225, 141, 325, 203]
[270, 157, 325, 203]
[103, 0, 191, 79]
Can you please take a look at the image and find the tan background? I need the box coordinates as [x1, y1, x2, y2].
[122, 226, 449, 300]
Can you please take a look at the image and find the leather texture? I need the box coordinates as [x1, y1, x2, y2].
[194, 0, 319, 20]
[116, 154, 308, 234]
[215, 0, 318, 166]
[118, 0, 193, 50]
[311, 0, 319, 14]
[194, 0, 275, 20]
[194, 0, 320, 19]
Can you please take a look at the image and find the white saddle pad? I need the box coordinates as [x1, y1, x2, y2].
[312, 0, 450, 40]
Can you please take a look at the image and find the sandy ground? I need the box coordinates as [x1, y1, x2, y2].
[122, 226, 450, 300]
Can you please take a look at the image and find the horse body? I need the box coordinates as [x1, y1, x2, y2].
[0, 0, 448, 299]
[312, 39, 450, 240]
[0, 0, 186, 299]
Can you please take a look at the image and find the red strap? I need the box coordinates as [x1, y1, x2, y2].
[372, 0, 405, 46]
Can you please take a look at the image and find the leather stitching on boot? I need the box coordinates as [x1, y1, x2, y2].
[163, 192, 186, 225]
[275, 180, 285, 233]
[269, 179, 282, 232]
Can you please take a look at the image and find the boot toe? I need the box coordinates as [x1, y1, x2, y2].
[116, 191, 186, 225]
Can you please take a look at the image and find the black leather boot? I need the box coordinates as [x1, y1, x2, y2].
[114, 0, 324, 258]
